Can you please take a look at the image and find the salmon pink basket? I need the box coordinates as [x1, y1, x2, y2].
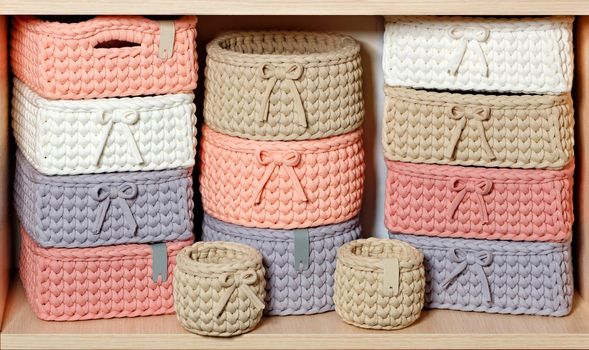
[200, 126, 364, 229]
[11, 15, 197, 99]
[19, 227, 192, 321]
[385, 161, 574, 242]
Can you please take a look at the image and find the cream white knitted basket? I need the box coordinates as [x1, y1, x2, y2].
[383, 16, 574, 94]
[12, 78, 197, 175]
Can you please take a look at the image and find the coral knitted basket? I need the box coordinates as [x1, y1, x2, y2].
[200, 126, 364, 229]
[383, 87, 574, 169]
[14, 151, 194, 248]
[383, 16, 574, 94]
[11, 15, 197, 99]
[334, 238, 425, 330]
[12, 79, 197, 175]
[385, 160, 574, 242]
[173, 241, 266, 337]
[202, 214, 361, 316]
[204, 31, 364, 141]
[390, 233, 573, 316]
[19, 227, 192, 321]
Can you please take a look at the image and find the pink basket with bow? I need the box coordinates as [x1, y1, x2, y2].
[10, 16, 197, 99]
[199, 126, 364, 229]
[385, 160, 574, 242]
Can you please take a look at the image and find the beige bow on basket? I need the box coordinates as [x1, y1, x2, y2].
[258, 63, 307, 128]
[213, 271, 266, 318]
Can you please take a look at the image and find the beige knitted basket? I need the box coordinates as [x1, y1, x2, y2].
[383, 87, 574, 169]
[334, 238, 425, 330]
[173, 241, 266, 337]
[204, 31, 364, 141]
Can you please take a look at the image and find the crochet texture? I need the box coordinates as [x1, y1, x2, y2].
[173, 241, 266, 337]
[383, 16, 574, 94]
[334, 238, 424, 330]
[12, 78, 197, 175]
[204, 31, 364, 141]
[383, 87, 574, 169]
[19, 227, 192, 321]
[10, 15, 198, 99]
[200, 126, 364, 229]
[202, 214, 361, 316]
[385, 160, 574, 242]
[390, 233, 573, 316]
[14, 151, 194, 248]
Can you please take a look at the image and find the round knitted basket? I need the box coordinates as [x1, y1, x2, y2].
[202, 214, 361, 315]
[200, 126, 364, 229]
[173, 241, 266, 337]
[204, 31, 363, 141]
[334, 238, 425, 330]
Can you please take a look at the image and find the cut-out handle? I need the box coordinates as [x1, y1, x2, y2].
[91, 30, 144, 59]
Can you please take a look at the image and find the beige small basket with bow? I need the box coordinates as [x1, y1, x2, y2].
[334, 238, 425, 330]
[173, 241, 266, 337]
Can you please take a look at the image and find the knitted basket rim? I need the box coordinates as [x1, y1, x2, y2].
[384, 15, 574, 31]
[176, 242, 263, 276]
[338, 238, 423, 271]
[206, 31, 360, 66]
[385, 159, 575, 183]
[385, 86, 571, 109]
[14, 15, 196, 37]
[202, 125, 362, 153]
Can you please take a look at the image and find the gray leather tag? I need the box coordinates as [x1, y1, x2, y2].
[293, 229, 310, 272]
[151, 242, 168, 283]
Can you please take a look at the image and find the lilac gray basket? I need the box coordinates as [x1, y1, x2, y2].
[389, 233, 573, 316]
[202, 214, 361, 315]
[15, 151, 194, 248]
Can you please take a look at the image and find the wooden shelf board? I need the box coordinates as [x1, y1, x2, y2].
[1, 0, 589, 15]
[1, 280, 589, 350]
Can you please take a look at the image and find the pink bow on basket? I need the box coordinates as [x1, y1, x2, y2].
[252, 149, 308, 205]
[447, 178, 492, 224]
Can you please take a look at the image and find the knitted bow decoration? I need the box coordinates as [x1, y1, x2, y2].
[258, 63, 307, 128]
[253, 149, 308, 204]
[442, 248, 493, 303]
[446, 106, 495, 161]
[90, 183, 138, 236]
[447, 26, 490, 77]
[213, 271, 265, 318]
[447, 178, 492, 224]
[94, 110, 144, 166]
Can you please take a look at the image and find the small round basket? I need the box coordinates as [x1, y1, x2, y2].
[334, 238, 425, 330]
[173, 241, 266, 337]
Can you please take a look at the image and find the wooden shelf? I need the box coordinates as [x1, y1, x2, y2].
[1, 280, 588, 350]
[1, 0, 589, 15]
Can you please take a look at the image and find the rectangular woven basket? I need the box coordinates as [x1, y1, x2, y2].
[15, 151, 194, 248]
[383, 16, 574, 94]
[19, 227, 192, 321]
[383, 87, 574, 169]
[385, 160, 574, 242]
[11, 15, 198, 99]
[12, 79, 197, 175]
[201, 214, 361, 316]
[390, 233, 573, 316]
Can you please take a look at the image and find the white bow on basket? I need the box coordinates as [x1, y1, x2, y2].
[447, 26, 490, 77]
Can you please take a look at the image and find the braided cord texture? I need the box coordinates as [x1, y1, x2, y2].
[14, 150, 194, 248]
[383, 87, 574, 169]
[173, 241, 266, 337]
[12, 79, 197, 175]
[383, 16, 574, 94]
[201, 214, 361, 315]
[385, 160, 574, 242]
[334, 238, 424, 330]
[10, 16, 198, 99]
[390, 233, 573, 316]
[204, 31, 364, 140]
[200, 126, 364, 229]
[19, 227, 192, 321]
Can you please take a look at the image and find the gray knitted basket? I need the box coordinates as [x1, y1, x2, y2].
[15, 150, 194, 248]
[389, 233, 573, 316]
[202, 214, 361, 315]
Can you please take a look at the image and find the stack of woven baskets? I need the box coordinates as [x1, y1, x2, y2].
[383, 16, 575, 316]
[199, 31, 365, 315]
[10, 15, 198, 321]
